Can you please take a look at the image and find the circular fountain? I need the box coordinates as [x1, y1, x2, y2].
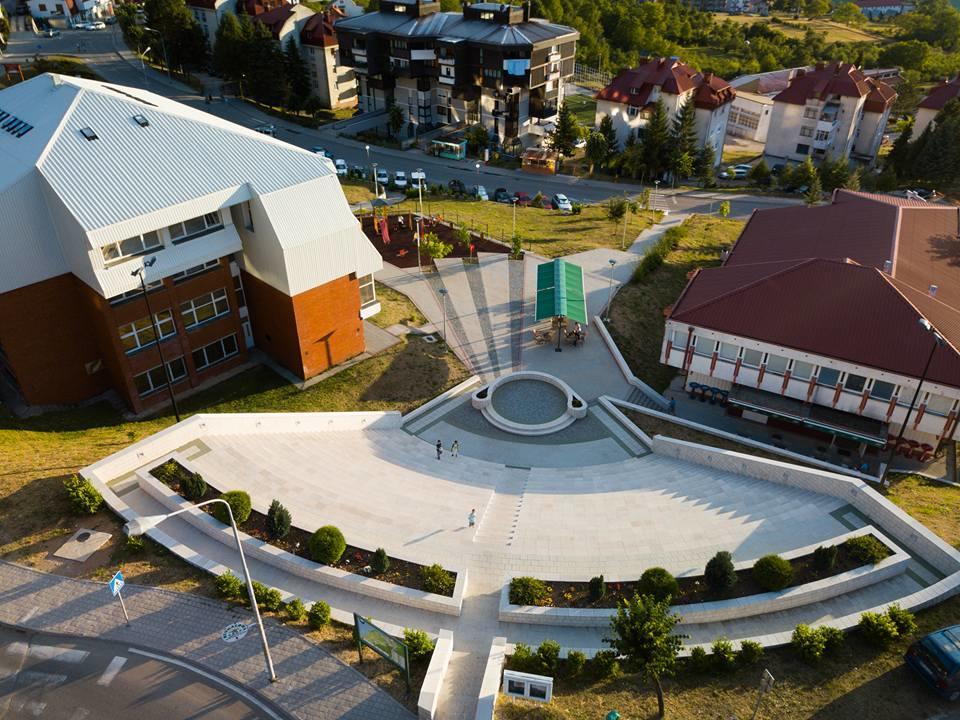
[471, 371, 587, 436]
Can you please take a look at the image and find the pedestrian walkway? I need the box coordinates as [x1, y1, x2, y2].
[0, 561, 412, 720]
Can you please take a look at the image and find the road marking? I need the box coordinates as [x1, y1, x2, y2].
[127, 648, 284, 720]
[16, 670, 68, 687]
[96, 656, 127, 686]
[7, 642, 89, 664]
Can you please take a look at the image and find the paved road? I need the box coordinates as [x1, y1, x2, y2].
[0, 625, 285, 719]
[0, 22, 802, 214]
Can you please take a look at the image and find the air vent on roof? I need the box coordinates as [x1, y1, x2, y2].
[79, 127, 98, 141]
[930, 284, 938, 297]
[883, 259, 892, 274]
[132, 114, 150, 127]
[0, 107, 34, 139]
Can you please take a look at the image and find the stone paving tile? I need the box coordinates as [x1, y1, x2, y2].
[0, 561, 413, 720]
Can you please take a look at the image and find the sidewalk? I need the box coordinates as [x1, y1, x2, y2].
[0, 561, 413, 720]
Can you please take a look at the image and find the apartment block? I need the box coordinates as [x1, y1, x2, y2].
[335, 0, 578, 146]
[914, 75, 960, 137]
[0, 74, 381, 414]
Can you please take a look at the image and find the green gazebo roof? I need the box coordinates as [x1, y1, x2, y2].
[535, 259, 587, 324]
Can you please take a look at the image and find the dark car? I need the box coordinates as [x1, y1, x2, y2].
[494, 187, 511, 203]
[513, 191, 531, 206]
[906, 625, 960, 701]
[448, 178, 466, 195]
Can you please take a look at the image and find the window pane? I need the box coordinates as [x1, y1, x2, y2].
[207, 342, 225, 365]
[169, 223, 186, 240]
[192, 348, 205, 368]
[671, 329, 687, 349]
[195, 301, 216, 323]
[168, 357, 186, 381]
[927, 394, 955, 415]
[203, 211, 222, 227]
[223, 334, 238, 356]
[818, 367, 840, 386]
[792, 360, 813, 380]
[119, 236, 144, 256]
[766, 354, 788, 375]
[184, 216, 206, 235]
[845, 374, 866, 392]
[142, 230, 161, 249]
[870, 380, 894, 400]
[134, 372, 153, 396]
[742, 349, 763, 367]
[718, 342, 738, 361]
[156, 311, 175, 338]
[102, 244, 120, 261]
[693, 336, 712, 356]
[147, 366, 166, 389]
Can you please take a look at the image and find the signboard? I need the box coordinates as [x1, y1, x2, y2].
[109, 570, 125, 597]
[221, 622, 250, 644]
[354, 614, 410, 691]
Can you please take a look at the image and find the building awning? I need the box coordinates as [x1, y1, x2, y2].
[535, 259, 587, 324]
[728, 386, 888, 447]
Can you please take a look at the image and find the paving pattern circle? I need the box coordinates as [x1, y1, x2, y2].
[490, 378, 567, 425]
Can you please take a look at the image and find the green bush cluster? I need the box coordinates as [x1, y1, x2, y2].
[309, 526, 346, 565]
[215, 570, 244, 599]
[589, 650, 621, 679]
[858, 604, 916, 646]
[125, 535, 146, 554]
[632, 225, 687, 284]
[308, 601, 331, 630]
[638, 567, 679, 603]
[212, 490, 252, 526]
[150, 460, 179, 485]
[372, 548, 391, 575]
[588, 575, 606, 602]
[284, 598, 306, 622]
[266, 499, 292, 540]
[251, 581, 283, 612]
[791, 624, 845, 663]
[180, 472, 207, 502]
[403, 628, 435, 661]
[63, 474, 103, 515]
[565, 650, 586, 677]
[687, 645, 711, 673]
[509, 576, 552, 606]
[711, 637, 737, 672]
[738, 640, 764, 666]
[844, 535, 889, 565]
[704, 551, 737, 594]
[686, 639, 764, 675]
[887, 603, 918, 636]
[752, 554, 793, 591]
[421, 564, 455, 596]
[813, 545, 838, 574]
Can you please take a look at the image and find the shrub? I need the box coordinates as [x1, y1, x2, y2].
[309, 526, 346, 565]
[638, 567, 679, 602]
[125, 534, 145, 554]
[536, 640, 561, 674]
[737, 640, 764, 666]
[421, 563, 455, 595]
[753, 554, 793, 591]
[565, 650, 586, 677]
[812, 545, 838, 574]
[404, 628, 435, 661]
[307, 600, 331, 630]
[251, 581, 283, 612]
[266, 499, 292, 540]
[859, 611, 899, 645]
[845, 535, 889, 565]
[421, 232, 453, 261]
[509, 643, 536, 673]
[886, 604, 917, 636]
[372, 547, 391, 575]
[180, 472, 207, 502]
[704, 551, 737, 594]
[792, 623, 828, 663]
[212, 490, 252, 526]
[63, 474, 103, 515]
[588, 575, 606, 602]
[687, 645, 711, 673]
[510, 576, 552, 606]
[820, 625, 845, 654]
[589, 650, 621, 679]
[215, 571, 244, 599]
[284, 598, 306, 622]
[511, 233, 523, 259]
[570, 202, 583, 215]
[711, 637, 737, 673]
[531, 191, 545, 208]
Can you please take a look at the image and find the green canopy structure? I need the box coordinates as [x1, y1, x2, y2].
[535, 259, 588, 324]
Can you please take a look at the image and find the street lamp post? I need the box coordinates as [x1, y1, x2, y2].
[438, 287, 448, 349]
[621, 194, 629, 250]
[365, 144, 372, 189]
[139, 44, 151, 85]
[604, 258, 617, 322]
[142, 26, 171, 80]
[475, 162, 480, 178]
[653, 179, 660, 214]
[124, 499, 277, 682]
[415, 168, 425, 274]
[881, 318, 944, 486]
[131, 259, 180, 423]
[511, 198, 518, 239]
[372, 162, 380, 199]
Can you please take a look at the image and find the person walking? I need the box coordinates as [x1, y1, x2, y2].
[451, 440, 460, 458]
[468, 508, 476, 528]
[574, 322, 583, 347]
[436, 440, 443, 460]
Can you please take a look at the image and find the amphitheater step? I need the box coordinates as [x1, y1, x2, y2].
[591, 404, 649, 456]
[474, 467, 529, 548]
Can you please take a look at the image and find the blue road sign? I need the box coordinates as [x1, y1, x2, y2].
[109, 570, 125, 597]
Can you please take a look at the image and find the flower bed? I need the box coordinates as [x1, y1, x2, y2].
[150, 459, 456, 596]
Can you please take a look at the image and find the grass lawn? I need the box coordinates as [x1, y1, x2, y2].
[607, 214, 745, 392]
[388, 197, 659, 257]
[709, 12, 885, 42]
[369, 281, 427, 329]
[564, 94, 598, 128]
[0, 56, 100, 88]
[721, 146, 762, 165]
[886, 473, 960, 548]
[340, 179, 377, 205]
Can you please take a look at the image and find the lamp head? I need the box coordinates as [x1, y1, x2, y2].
[123, 514, 167, 536]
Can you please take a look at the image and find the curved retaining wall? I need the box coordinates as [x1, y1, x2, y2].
[472, 371, 586, 436]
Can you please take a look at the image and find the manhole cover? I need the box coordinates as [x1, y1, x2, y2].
[422, 335, 438, 343]
[76, 531, 92, 542]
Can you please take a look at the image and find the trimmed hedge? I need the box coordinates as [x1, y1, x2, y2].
[510, 576, 552, 606]
[638, 567, 679, 602]
[421, 563, 455, 595]
[215, 570, 243, 599]
[308, 600, 331, 630]
[704, 550, 737, 594]
[212, 490, 252, 526]
[844, 535, 889, 565]
[631, 225, 687, 284]
[403, 628, 435, 661]
[309, 525, 346, 565]
[180, 472, 207, 502]
[752, 554, 793, 591]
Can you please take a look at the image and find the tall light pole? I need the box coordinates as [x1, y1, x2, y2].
[142, 26, 171, 80]
[365, 144, 372, 188]
[475, 162, 480, 179]
[438, 287, 448, 349]
[415, 168, 425, 274]
[140, 44, 151, 85]
[604, 258, 617, 321]
[620, 193, 629, 250]
[511, 197, 518, 238]
[132, 258, 180, 422]
[881, 317, 944, 486]
[371, 162, 380, 198]
[124, 499, 277, 683]
[653, 179, 660, 214]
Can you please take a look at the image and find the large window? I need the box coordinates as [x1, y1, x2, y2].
[171, 259, 220, 282]
[766, 354, 789, 375]
[101, 230, 162, 264]
[134, 357, 187, 397]
[791, 360, 813, 380]
[718, 342, 739, 362]
[741, 348, 763, 368]
[119, 311, 176, 353]
[110, 279, 162, 305]
[359, 274, 376, 306]
[692, 336, 712, 356]
[180, 288, 230, 329]
[671, 329, 688, 350]
[870, 380, 895, 401]
[233, 274, 246, 308]
[844, 373, 867, 393]
[817, 367, 841, 387]
[192, 334, 239, 370]
[168, 211, 223, 244]
[927, 394, 956, 416]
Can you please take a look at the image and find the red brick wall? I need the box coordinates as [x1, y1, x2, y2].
[242, 271, 364, 379]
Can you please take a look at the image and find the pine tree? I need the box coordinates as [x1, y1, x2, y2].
[547, 101, 581, 157]
[805, 172, 822, 205]
[284, 37, 310, 113]
[642, 99, 671, 181]
[212, 12, 247, 82]
[599, 114, 618, 154]
[887, 119, 913, 177]
[695, 144, 716, 187]
[670, 97, 698, 175]
[247, 21, 288, 107]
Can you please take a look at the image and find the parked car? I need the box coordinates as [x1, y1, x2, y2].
[74, 20, 91, 28]
[513, 191, 531, 206]
[350, 164, 366, 179]
[719, 166, 748, 179]
[471, 185, 489, 201]
[86, 21, 106, 30]
[494, 187, 511, 203]
[43, 28, 61, 37]
[334, 159, 347, 176]
[448, 178, 466, 195]
[551, 193, 572, 213]
[411, 170, 427, 189]
[906, 625, 960, 701]
[573, 136, 587, 149]
[375, 168, 390, 187]
[393, 170, 408, 189]
[255, 124, 277, 137]
[310, 146, 330, 157]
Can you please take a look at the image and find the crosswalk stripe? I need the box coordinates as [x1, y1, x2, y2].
[7, 642, 89, 664]
[96, 656, 127, 686]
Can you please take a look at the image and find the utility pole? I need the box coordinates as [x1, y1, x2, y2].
[132, 258, 181, 422]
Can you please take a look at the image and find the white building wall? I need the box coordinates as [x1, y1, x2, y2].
[766, 102, 807, 160]
[695, 103, 729, 166]
[853, 108, 891, 162]
[913, 106, 938, 139]
[726, 93, 772, 143]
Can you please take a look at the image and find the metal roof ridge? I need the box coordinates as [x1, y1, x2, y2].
[34, 76, 84, 170]
[877, 271, 960, 360]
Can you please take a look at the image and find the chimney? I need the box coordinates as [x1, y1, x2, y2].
[815, 61, 825, 71]
[523, 0, 530, 21]
[930, 284, 939, 297]
[883, 259, 892, 274]
[796, 68, 806, 78]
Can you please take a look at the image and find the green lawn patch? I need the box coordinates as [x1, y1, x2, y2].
[339, 179, 376, 205]
[564, 94, 598, 128]
[369, 282, 426, 329]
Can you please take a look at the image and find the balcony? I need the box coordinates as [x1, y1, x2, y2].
[439, 74, 455, 85]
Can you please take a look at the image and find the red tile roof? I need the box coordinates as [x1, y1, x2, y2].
[670, 191, 960, 388]
[301, 6, 343, 47]
[774, 62, 895, 107]
[919, 76, 960, 111]
[254, 3, 297, 36]
[595, 57, 735, 110]
[241, 0, 285, 17]
[864, 76, 897, 113]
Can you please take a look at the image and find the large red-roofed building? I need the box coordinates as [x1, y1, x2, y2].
[914, 76, 960, 137]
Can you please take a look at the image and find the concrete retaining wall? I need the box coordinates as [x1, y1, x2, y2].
[592, 316, 671, 410]
[475, 636, 506, 720]
[402, 375, 481, 427]
[418, 629, 454, 720]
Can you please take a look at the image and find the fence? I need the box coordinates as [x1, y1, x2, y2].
[572, 62, 612, 89]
